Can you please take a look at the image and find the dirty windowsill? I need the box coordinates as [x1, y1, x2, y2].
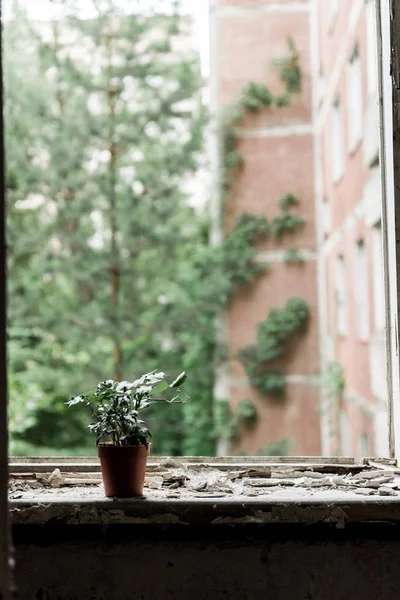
[9, 456, 400, 526]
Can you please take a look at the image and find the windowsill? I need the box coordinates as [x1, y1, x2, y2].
[9, 456, 400, 526]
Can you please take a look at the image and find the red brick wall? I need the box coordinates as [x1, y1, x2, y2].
[213, 0, 321, 455]
[318, 0, 386, 457]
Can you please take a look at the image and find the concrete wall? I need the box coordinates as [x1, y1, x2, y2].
[12, 524, 400, 599]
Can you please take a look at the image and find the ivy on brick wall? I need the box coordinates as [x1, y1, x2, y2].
[237, 298, 310, 397]
[214, 37, 307, 444]
[215, 398, 258, 442]
[271, 193, 305, 239]
[222, 37, 302, 196]
[320, 361, 346, 448]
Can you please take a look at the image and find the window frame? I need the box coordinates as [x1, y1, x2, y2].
[0, 1, 11, 597]
[0, 1, 400, 589]
[328, 0, 339, 32]
[332, 97, 345, 182]
[376, 0, 400, 457]
[346, 44, 364, 152]
[354, 238, 370, 340]
[0, 0, 400, 565]
[334, 254, 347, 335]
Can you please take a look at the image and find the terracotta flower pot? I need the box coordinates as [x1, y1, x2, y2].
[98, 443, 150, 497]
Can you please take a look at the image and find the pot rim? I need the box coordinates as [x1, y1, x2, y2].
[97, 441, 151, 447]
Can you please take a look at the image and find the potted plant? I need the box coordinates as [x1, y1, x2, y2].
[67, 370, 188, 497]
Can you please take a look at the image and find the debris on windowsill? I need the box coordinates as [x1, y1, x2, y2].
[8, 459, 400, 502]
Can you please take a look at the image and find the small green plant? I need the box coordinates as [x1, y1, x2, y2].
[238, 298, 309, 396]
[67, 371, 188, 447]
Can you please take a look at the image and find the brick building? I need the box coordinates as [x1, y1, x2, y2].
[211, 0, 386, 457]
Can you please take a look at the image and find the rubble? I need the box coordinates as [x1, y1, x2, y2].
[8, 460, 400, 503]
[378, 486, 397, 496]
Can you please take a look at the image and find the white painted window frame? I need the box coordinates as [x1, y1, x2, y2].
[1, 8, 400, 595]
[347, 44, 364, 152]
[366, 0, 379, 96]
[354, 238, 370, 339]
[332, 98, 345, 182]
[328, 0, 339, 31]
[335, 254, 347, 335]
[376, 0, 400, 458]
[372, 219, 385, 333]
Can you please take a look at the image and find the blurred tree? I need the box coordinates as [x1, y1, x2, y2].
[5, 0, 207, 454]
[5, 1, 270, 456]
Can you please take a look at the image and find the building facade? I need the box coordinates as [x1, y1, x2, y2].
[317, 0, 387, 457]
[211, 0, 387, 457]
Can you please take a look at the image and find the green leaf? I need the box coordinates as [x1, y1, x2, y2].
[170, 371, 187, 388]
[150, 380, 169, 395]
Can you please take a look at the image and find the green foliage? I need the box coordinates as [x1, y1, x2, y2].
[238, 298, 309, 396]
[235, 399, 258, 426]
[271, 193, 305, 239]
[257, 438, 292, 456]
[177, 213, 270, 453]
[271, 37, 302, 95]
[284, 249, 305, 265]
[215, 398, 258, 441]
[68, 371, 188, 447]
[5, 3, 206, 455]
[321, 362, 346, 398]
[277, 192, 299, 211]
[320, 361, 346, 447]
[239, 82, 274, 113]
[274, 94, 291, 108]
[222, 39, 302, 196]
[5, 6, 305, 457]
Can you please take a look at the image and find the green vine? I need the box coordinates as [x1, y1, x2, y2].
[238, 298, 310, 397]
[215, 398, 258, 441]
[271, 37, 302, 95]
[320, 361, 346, 446]
[284, 248, 305, 264]
[271, 193, 305, 239]
[211, 37, 305, 450]
[222, 38, 302, 196]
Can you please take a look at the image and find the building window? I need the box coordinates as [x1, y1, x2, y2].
[347, 45, 363, 151]
[372, 220, 385, 332]
[329, 0, 339, 30]
[322, 197, 331, 239]
[359, 432, 371, 457]
[335, 254, 347, 335]
[332, 99, 344, 182]
[354, 239, 369, 339]
[340, 410, 351, 455]
[366, 0, 378, 96]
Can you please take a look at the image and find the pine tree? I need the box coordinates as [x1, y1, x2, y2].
[6, 1, 206, 454]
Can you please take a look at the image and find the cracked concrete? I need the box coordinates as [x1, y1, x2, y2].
[8, 461, 400, 526]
